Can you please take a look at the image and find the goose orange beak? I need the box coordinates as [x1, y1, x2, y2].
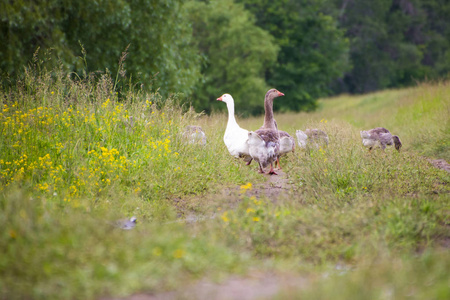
[217, 96, 223, 101]
[277, 91, 285, 97]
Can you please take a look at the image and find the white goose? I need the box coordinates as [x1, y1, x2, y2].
[217, 94, 252, 163]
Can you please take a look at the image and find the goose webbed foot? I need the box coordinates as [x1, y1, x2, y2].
[268, 164, 278, 175]
[258, 163, 265, 174]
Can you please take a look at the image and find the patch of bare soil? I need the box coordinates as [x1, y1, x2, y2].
[103, 171, 302, 300]
[428, 159, 450, 173]
[104, 157, 450, 300]
[234, 169, 298, 203]
[103, 272, 308, 300]
[173, 168, 298, 224]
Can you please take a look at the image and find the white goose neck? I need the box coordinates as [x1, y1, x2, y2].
[226, 100, 239, 129]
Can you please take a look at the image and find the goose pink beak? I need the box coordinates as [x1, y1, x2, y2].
[217, 97, 223, 101]
[277, 91, 285, 96]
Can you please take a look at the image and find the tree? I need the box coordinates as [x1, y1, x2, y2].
[420, 0, 450, 79]
[185, 0, 279, 115]
[334, 0, 425, 93]
[0, 0, 201, 96]
[237, 0, 350, 111]
[333, 0, 450, 94]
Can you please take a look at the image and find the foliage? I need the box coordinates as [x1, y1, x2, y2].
[0, 66, 449, 299]
[0, 62, 263, 214]
[0, 63, 264, 298]
[2, 0, 450, 117]
[238, 0, 350, 111]
[215, 120, 448, 261]
[333, 0, 450, 94]
[0, 0, 200, 96]
[277, 250, 450, 299]
[421, 0, 450, 77]
[0, 189, 244, 300]
[185, 0, 279, 116]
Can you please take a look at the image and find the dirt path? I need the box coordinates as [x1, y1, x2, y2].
[245, 169, 296, 200]
[104, 159, 449, 300]
[173, 168, 298, 224]
[104, 171, 304, 300]
[429, 159, 450, 173]
[105, 272, 308, 300]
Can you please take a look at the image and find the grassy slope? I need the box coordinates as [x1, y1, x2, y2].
[242, 82, 450, 299]
[0, 68, 449, 300]
[257, 82, 450, 160]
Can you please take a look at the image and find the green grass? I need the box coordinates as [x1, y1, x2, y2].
[277, 250, 450, 299]
[0, 65, 449, 299]
[261, 81, 450, 160]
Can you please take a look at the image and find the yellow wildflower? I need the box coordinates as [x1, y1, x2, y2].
[173, 249, 185, 259]
[152, 247, 162, 256]
[240, 182, 252, 193]
[221, 211, 230, 222]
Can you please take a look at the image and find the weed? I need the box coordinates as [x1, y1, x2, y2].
[0, 65, 449, 299]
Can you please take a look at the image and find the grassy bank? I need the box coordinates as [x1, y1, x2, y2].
[258, 81, 450, 160]
[0, 66, 449, 299]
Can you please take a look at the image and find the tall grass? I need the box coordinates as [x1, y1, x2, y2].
[263, 81, 450, 160]
[0, 64, 262, 213]
[0, 64, 449, 300]
[277, 250, 450, 299]
[0, 65, 261, 299]
[212, 120, 448, 261]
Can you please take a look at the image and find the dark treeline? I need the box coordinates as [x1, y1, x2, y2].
[1, 0, 449, 115]
[333, 0, 450, 94]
